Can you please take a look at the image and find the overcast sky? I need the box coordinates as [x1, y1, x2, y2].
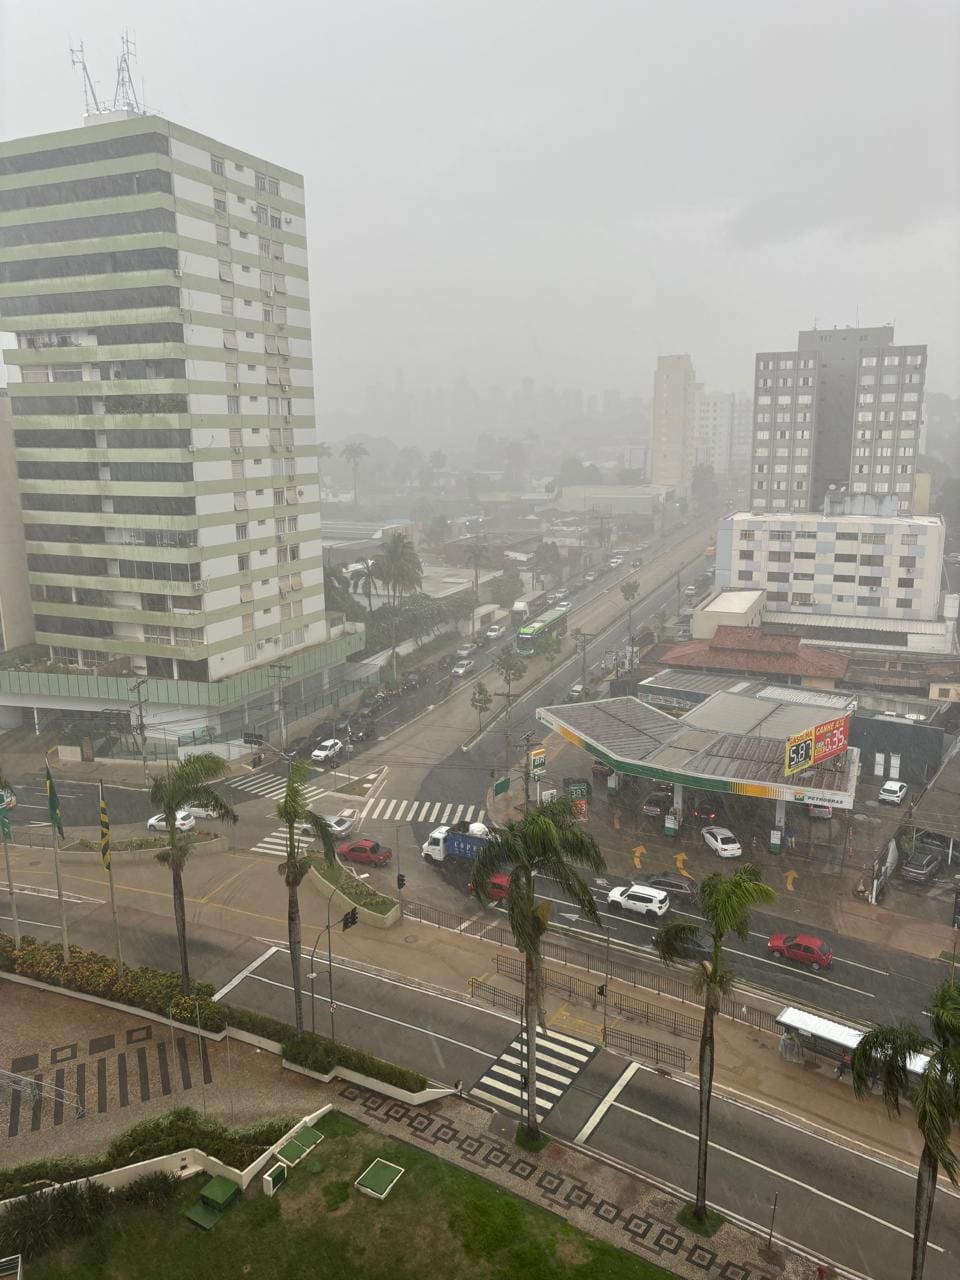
[1, 0, 958, 408]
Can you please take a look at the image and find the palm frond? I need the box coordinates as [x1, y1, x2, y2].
[654, 920, 702, 966]
[928, 978, 960, 1049]
[851, 1023, 931, 1113]
[276, 852, 315, 887]
[188, 785, 237, 825]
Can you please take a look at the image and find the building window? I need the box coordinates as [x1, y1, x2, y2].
[834, 574, 855, 583]
[883, 354, 900, 365]
[213, 193, 227, 214]
[237, 553, 250, 572]
[896, 599, 913, 609]
[227, 395, 240, 414]
[897, 577, 915, 588]
[236, 524, 248, 540]
[768, 572, 790, 583]
[211, 156, 224, 176]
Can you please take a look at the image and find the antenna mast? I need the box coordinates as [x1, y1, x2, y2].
[112, 30, 143, 114]
[70, 42, 103, 116]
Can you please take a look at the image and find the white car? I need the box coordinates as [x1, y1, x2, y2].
[702, 825, 742, 859]
[183, 803, 218, 820]
[485, 624, 507, 640]
[878, 780, 909, 805]
[147, 809, 195, 833]
[311, 738, 344, 763]
[606, 884, 669, 918]
[556, 600, 572, 612]
[456, 642, 478, 658]
[452, 659, 474, 677]
[297, 808, 358, 840]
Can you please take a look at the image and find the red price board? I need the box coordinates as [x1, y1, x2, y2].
[784, 714, 850, 777]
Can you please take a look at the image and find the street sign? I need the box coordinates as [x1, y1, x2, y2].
[493, 775, 510, 797]
[243, 731, 265, 747]
[530, 746, 546, 778]
[784, 714, 850, 777]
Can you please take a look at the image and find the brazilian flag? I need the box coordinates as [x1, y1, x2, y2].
[44, 761, 64, 838]
[99, 782, 110, 870]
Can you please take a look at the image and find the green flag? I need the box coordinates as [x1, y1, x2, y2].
[44, 762, 64, 838]
[99, 781, 110, 870]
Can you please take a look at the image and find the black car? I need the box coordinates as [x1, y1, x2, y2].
[348, 720, 373, 743]
[901, 849, 943, 883]
[691, 795, 722, 823]
[641, 791, 671, 818]
[633, 871, 700, 903]
[401, 671, 429, 692]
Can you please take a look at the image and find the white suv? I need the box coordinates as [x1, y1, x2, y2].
[606, 885, 669, 918]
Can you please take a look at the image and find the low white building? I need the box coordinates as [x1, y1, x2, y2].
[715, 509, 946, 623]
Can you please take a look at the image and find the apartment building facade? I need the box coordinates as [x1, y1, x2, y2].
[649, 354, 696, 493]
[715, 509, 944, 622]
[692, 387, 734, 477]
[750, 325, 926, 515]
[0, 111, 361, 738]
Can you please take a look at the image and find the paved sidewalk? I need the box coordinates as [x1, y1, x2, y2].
[332, 1079, 819, 1280]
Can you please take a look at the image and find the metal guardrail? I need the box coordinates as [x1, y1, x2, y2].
[468, 978, 523, 1015]
[605, 1027, 687, 1070]
[0, 1257, 22, 1280]
[403, 898, 512, 946]
[494, 954, 701, 1040]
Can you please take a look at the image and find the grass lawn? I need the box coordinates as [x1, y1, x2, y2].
[24, 1112, 678, 1280]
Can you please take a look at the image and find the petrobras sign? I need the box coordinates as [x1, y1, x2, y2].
[784, 715, 851, 778]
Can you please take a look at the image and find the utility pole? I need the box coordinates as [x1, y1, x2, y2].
[268, 663, 291, 751]
[128, 678, 149, 784]
[520, 731, 534, 814]
[494, 690, 515, 777]
[574, 630, 597, 693]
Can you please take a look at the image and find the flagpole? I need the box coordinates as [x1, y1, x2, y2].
[2, 822, 20, 946]
[100, 780, 123, 975]
[44, 757, 69, 961]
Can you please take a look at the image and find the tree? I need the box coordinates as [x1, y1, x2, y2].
[491, 569, 524, 611]
[620, 581, 640, 663]
[470, 681, 492, 732]
[465, 539, 491, 600]
[350, 557, 380, 612]
[655, 865, 776, 1223]
[341, 441, 369, 504]
[375, 532, 423, 607]
[851, 979, 960, 1280]
[540, 629, 563, 670]
[276, 759, 336, 1033]
[494, 645, 527, 699]
[426, 515, 450, 545]
[151, 754, 237, 994]
[471, 798, 605, 1142]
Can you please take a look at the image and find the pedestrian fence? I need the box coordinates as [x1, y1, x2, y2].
[467, 978, 523, 1016]
[0, 1255, 22, 1280]
[604, 1027, 687, 1071]
[404, 899, 779, 1036]
[494, 954, 701, 1040]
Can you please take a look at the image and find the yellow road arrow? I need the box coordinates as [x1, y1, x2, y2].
[632, 844, 645, 869]
[784, 870, 798, 892]
[674, 851, 693, 878]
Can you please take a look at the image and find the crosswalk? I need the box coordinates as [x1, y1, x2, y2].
[250, 827, 294, 857]
[228, 772, 329, 804]
[360, 797, 485, 826]
[470, 1027, 598, 1124]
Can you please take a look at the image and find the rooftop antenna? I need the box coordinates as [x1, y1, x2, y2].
[112, 30, 142, 114]
[70, 42, 103, 116]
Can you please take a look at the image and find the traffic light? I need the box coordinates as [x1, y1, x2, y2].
[342, 906, 359, 931]
[397, 872, 406, 891]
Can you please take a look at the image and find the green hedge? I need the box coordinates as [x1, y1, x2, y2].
[0, 1108, 292, 1202]
[283, 1032, 428, 1094]
[311, 863, 395, 915]
[217, 1003, 291, 1045]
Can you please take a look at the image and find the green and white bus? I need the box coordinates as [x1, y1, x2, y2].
[516, 607, 568, 656]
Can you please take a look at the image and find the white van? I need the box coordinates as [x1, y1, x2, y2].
[568, 682, 585, 701]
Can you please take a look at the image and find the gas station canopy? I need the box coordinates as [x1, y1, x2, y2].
[536, 691, 859, 810]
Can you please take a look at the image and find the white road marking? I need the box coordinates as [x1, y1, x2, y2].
[575, 1061, 640, 1143]
[607, 1100, 944, 1251]
[393, 801, 408, 821]
[452, 804, 464, 824]
[371, 798, 386, 820]
[429, 802, 441, 822]
[418, 801, 431, 820]
[464, 806, 475, 822]
[441, 803, 453, 823]
[6, 883, 103, 905]
[212, 946, 279, 1001]
[0, 912, 61, 931]
[382, 799, 396, 821]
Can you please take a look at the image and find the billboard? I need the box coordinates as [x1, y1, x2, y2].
[784, 715, 851, 778]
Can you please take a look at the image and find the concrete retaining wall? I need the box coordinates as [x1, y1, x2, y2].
[307, 865, 400, 929]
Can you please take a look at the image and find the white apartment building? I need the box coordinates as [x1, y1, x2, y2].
[692, 387, 734, 477]
[649, 354, 696, 493]
[715, 508, 945, 623]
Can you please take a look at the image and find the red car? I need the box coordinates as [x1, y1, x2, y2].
[337, 838, 392, 867]
[767, 932, 833, 971]
[468, 872, 510, 903]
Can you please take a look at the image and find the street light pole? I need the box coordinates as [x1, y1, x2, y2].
[326, 891, 336, 1046]
[395, 821, 404, 921]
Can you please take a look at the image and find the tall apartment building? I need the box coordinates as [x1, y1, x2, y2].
[750, 325, 926, 515]
[0, 111, 362, 739]
[0, 390, 34, 656]
[649, 354, 696, 493]
[692, 387, 734, 477]
[729, 394, 753, 481]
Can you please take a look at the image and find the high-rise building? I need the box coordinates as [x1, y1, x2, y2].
[750, 325, 926, 515]
[0, 390, 34, 661]
[692, 387, 734, 477]
[729, 394, 753, 481]
[0, 111, 362, 740]
[649, 354, 696, 493]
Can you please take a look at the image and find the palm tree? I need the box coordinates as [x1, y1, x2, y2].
[276, 759, 336, 1033]
[465, 539, 490, 601]
[851, 979, 960, 1280]
[341, 441, 369, 505]
[620, 581, 640, 663]
[350, 557, 380, 611]
[471, 798, 605, 1143]
[151, 754, 237, 994]
[376, 532, 422, 607]
[655, 865, 776, 1223]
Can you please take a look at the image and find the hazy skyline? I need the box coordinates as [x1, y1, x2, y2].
[1, 0, 957, 410]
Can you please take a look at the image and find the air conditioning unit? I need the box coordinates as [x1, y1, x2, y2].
[256, 640, 266, 650]
[284, 215, 292, 225]
[284, 443, 295, 452]
[187, 444, 196, 453]
[280, 384, 290, 392]
[297, 488, 304, 497]
[174, 268, 183, 277]
[191, 580, 208, 593]
[232, 446, 243, 455]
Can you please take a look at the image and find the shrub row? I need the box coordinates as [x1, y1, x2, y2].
[0, 1108, 292, 1202]
[283, 1032, 428, 1094]
[0, 934, 225, 1030]
[0, 1171, 181, 1260]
